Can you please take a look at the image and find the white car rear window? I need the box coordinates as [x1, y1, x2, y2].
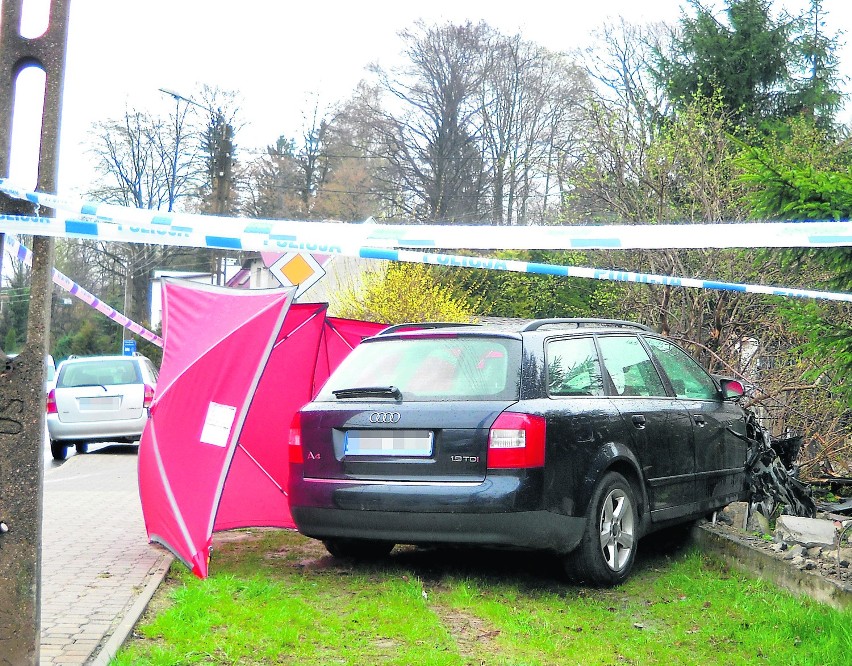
[58, 360, 141, 388]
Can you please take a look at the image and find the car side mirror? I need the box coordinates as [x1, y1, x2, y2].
[719, 378, 745, 400]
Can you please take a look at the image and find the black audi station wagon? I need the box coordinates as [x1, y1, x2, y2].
[288, 319, 750, 585]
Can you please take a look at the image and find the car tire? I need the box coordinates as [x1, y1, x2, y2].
[564, 471, 638, 586]
[75, 442, 89, 454]
[50, 441, 68, 461]
[323, 539, 395, 560]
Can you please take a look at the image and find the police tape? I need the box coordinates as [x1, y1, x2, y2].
[0, 212, 360, 256]
[362, 248, 852, 302]
[2, 178, 852, 251]
[5, 235, 164, 346]
[2, 214, 851, 303]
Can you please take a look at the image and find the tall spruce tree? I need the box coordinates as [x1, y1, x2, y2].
[652, 0, 842, 131]
[740, 118, 852, 404]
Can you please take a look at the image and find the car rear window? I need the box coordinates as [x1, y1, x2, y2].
[317, 335, 521, 402]
[57, 359, 141, 388]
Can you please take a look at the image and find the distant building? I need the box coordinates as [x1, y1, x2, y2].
[149, 263, 241, 330]
[226, 253, 382, 312]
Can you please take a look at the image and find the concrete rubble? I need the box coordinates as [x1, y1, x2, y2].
[775, 515, 839, 547]
[773, 513, 852, 576]
[710, 501, 852, 608]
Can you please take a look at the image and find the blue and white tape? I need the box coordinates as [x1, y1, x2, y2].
[0, 213, 353, 256]
[2, 215, 850, 303]
[361, 248, 852, 303]
[5, 235, 164, 346]
[2, 180, 851, 305]
[2, 178, 852, 251]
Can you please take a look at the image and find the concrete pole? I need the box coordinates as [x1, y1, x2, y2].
[0, 1, 70, 664]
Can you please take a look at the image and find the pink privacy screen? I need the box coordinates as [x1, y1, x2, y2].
[138, 280, 384, 578]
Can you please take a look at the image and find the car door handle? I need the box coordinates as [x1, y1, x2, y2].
[693, 415, 706, 427]
[631, 415, 646, 429]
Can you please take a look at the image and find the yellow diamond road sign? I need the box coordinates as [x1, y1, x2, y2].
[269, 252, 327, 297]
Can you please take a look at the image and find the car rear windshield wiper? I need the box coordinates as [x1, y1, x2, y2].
[332, 386, 402, 400]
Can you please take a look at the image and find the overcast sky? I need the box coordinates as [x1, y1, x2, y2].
[5, 0, 852, 193]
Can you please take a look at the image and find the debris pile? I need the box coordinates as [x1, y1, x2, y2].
[713, 413, 852, 584]
[743, 413, 815, 520]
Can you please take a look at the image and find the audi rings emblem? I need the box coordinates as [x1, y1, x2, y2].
[369, 411, 401, 424]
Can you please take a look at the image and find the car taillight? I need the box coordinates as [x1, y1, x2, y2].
[46, 389, 57, 415]
[487, 412, 546, 469]
[143, 384, 155, 409]
[288, 411, 304, 464]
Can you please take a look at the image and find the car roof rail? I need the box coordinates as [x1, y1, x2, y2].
[377, 322, 481, 336]
[521, 318, 653, 332]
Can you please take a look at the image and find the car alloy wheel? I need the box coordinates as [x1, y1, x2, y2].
[565, 471, 639, 586]
[599, 486, 635, 572]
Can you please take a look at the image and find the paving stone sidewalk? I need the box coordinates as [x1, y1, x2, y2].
[41, 452, 172, 665]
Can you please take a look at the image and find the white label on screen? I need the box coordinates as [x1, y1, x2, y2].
[200, 402, 237, 448]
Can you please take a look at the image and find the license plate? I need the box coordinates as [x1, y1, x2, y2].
[79, 396, 120, 410]
[344, 430, 433, 457]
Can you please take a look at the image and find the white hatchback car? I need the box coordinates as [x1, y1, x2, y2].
[47, 354, 158, 460]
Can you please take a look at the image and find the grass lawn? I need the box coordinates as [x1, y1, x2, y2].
[113, 528, 852, 665]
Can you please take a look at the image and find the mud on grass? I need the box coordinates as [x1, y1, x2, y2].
[114, 528, 852, 666]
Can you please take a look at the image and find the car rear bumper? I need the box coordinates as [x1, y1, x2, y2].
[290, 472, 585, 554]
[292, 506, 584, 553]
[46, 414, 148, 443]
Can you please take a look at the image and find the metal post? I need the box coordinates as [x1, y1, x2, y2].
[0, 1, 70, 664]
